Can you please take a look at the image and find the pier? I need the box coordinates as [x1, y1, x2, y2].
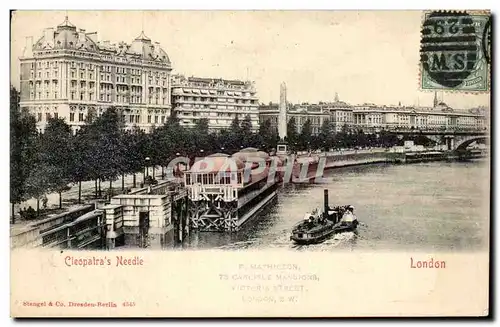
[103, 180, 188, 249]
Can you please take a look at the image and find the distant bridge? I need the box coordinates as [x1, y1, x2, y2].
[387, 128, 489, 151]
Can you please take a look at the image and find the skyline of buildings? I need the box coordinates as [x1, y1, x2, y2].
[15, 14, 489, 135]
[259, 92, 488, 136]
[12, 11, 490, 109]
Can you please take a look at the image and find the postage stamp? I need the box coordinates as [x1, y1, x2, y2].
[420, 10, 491, 92]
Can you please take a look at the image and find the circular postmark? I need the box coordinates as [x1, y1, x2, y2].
[482, 17, 491, 64]
[420, 11, 479, 88]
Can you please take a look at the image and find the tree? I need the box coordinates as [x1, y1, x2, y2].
[240, 114, 252, 146]
[123, 126, 148, 187]
[286, 117, 298, 150]
[25, 161, 53, 215]
[39, 117, 73, 208]
[299, 119, 313, 151]
[92, 107, 127, 195]
[227, 116, 243, 152]
[193, 118, 210, 152]
[317, 119, 334, 151]
[70, 126, 93, 202]
[10, 86, 38, 222]
[259, 119, 275, 150]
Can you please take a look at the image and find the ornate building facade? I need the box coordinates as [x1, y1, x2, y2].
[171, 74, 259, 131]
[19, 17, 172, 134]
[259, 93, 488, 135]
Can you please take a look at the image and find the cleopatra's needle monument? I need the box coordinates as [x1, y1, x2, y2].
[277, 82, 288, 155]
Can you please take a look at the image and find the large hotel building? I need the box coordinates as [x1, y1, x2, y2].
[18, 17, 260, 134]
[18, 17, 172, 134]
[171, 74, 260, 131]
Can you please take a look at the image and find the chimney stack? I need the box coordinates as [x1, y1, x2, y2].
[22, 36, 34, 58]
[78, 29, 86, 43]
[323, 189, 329, 220]
[43, 28, 54, 48]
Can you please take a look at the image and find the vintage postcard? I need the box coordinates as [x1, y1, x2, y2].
[10, 10, 490, 317]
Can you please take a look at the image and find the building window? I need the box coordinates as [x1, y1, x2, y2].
[147, 115, 151, 123]
[154, 116, 158, 124]
[54, 112, 58, 119]
[37, 113, 42, 122]
[46, 92, 49, 99]
[46, 113, 51, 121]
[69, 113, 74, 122]
[80, 93, 84, 100]
[89, 93, 93, 101]
[37, 92, 41, 99]
[107, 94, 110, 101]
[79, 113, 84, 121]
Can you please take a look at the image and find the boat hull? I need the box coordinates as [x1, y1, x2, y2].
[290, 221, 358, 245]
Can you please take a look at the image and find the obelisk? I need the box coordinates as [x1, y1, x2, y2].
[278, 82, 287, 141]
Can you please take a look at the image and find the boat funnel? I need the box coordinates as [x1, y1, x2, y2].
[323, 189, 329, 219]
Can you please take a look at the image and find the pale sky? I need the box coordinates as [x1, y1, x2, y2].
[10, 10, 490, 109]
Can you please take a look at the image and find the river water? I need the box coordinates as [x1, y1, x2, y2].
[182, 160, 490, 252]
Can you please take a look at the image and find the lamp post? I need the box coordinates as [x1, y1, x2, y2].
[175, 152, 181, 179]
[144, 157, 151, 183]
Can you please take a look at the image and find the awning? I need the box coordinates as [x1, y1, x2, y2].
[192, 89, 200, 94]
[183, 88, 191, 93]
[200, 90, 209, 94]
[227, 91, 234, 96]
[209, 90, 216, 94]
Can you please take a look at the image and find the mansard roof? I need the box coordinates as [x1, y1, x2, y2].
[31, 17, 171, 64]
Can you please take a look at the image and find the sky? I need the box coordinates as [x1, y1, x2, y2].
[10, 10, 490, 109]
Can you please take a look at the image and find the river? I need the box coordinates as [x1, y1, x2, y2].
[182, 160, 490, 252]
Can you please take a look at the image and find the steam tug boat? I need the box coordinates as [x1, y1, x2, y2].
[290, 189, 358, 245]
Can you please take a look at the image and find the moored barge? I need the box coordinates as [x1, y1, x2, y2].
[184, 148, 282, 232]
